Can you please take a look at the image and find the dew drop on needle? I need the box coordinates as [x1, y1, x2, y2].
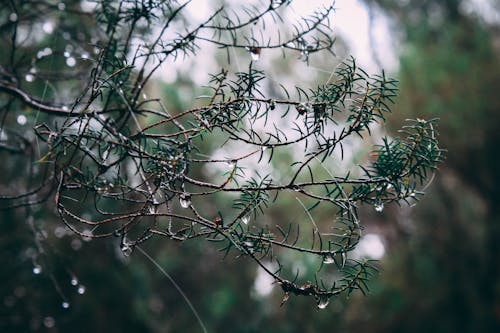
[77, 285, 86, 295]
[32, 264, 42, 275]
[121, 244, 133, 257]
[316, 295, 330, 309]
[374, 202, 384, 212]
[323, 254, 335, 264]
[179, 193, 191, 208]
[241, 214, 250, 225]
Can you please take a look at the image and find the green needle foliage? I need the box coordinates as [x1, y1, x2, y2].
[0, 0, 443, 308]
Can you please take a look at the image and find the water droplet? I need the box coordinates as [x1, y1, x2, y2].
[16, 115, 27, 126]
[33, 264, 42, 275]
[261, 146, 267, 152]
[247, 47, 261, 61]
[280, 292, 290, 306]
[121, 244, 132, 257]
[244, 241, 254, 253]
[269, 100, 276, 110]
[149, 197, 160, 214]
[62, 301, 70, 309]
[323, 254, 335, 264]
[316, 294, 330, 309]
[226, 160, 236, 168]
[179, 193, 191, 208]
[66, 57, 76, 67]
[43, 316, 55, 328]
[70, 277, 78, 286]
[81, 52, 89, 59]
[374, 202, 384, 212]
[9, 13, 18, 22]
[62, 105, 69, 111]
[25, 74, 35, 82]
[58, 2, 66, 11]
[341, 251, 347, 268]
[64, 51, 70, 58]
[77, 285, 86, 294]
[241, 214, 250, 225]
[270, 1, 281, 9]
[244, 241, 254, 247]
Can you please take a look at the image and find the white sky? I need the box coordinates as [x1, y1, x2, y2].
[292, 0, 398, 72]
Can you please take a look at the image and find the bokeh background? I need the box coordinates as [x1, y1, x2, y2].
[1, 0, 499, 332]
